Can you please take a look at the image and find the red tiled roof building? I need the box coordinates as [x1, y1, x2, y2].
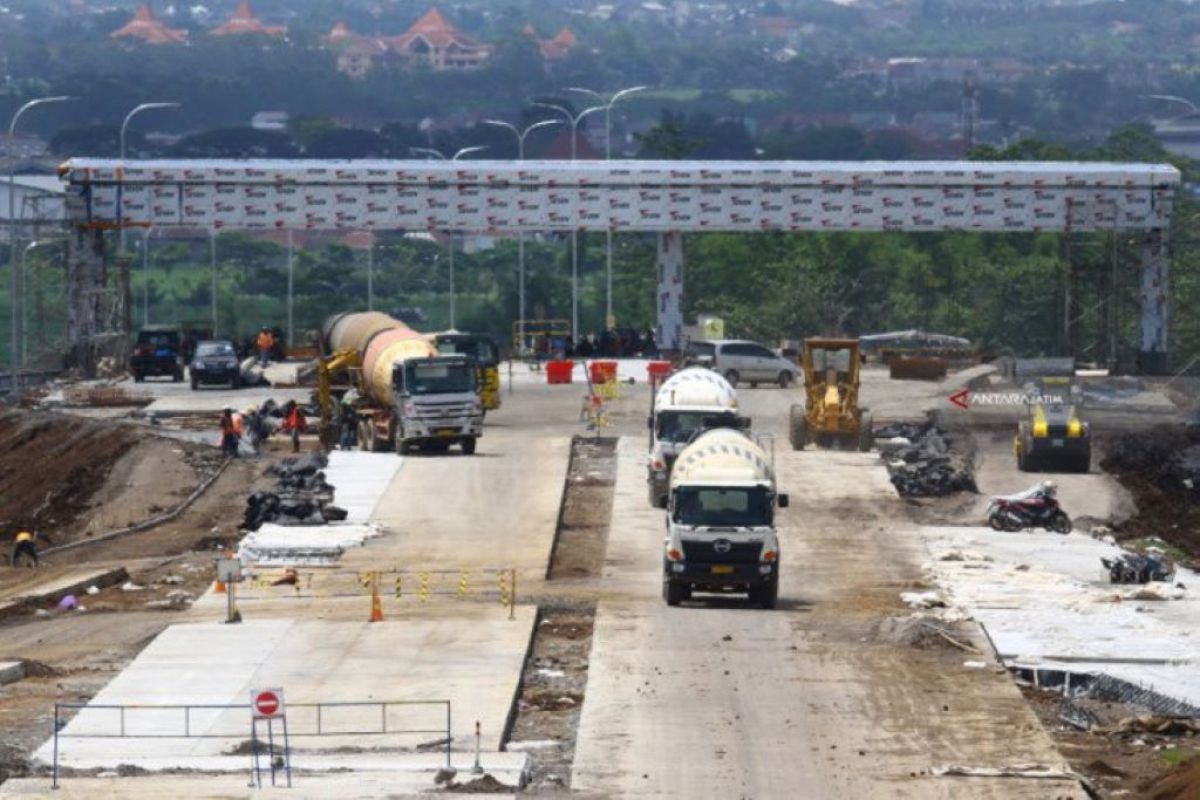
[385, 8, 493, 70]
[212, 1, 286, 38]
[111, 3, 187, 45]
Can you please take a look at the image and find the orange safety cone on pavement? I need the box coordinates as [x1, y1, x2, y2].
[369, 574, 384, 623]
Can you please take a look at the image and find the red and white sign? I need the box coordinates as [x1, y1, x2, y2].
[251, 688, 285, 720]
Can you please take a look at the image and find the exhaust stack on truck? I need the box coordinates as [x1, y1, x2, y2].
[320, 312, 484, 455]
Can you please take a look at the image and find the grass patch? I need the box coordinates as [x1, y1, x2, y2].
[1161, 747, 1199, 767]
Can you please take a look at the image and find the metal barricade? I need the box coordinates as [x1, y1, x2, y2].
[51, 699, 452, 789]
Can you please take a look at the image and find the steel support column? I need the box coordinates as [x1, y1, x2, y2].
[656, 231, 684, 352]
[65, 226, 105, 377]
[1137, 228, 1169, 374]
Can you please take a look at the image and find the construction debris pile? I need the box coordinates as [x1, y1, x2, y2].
[241, 453, 347, 531]
[1101, 553, 1174, 584]
[876, 421, 977, 497]
[1102, 426, 1200, 497]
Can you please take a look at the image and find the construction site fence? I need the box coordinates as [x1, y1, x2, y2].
[51, 699, 453, 787]
[240, 567, 519, 619]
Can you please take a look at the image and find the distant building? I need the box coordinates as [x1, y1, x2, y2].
[110, 3, 188, 45]
[251, 111, 289, 132]
[385, 8, 493, 70]
[524, 25, 579, 62]
[0, 176, 68, 245]
[211, 1, 287, 38]
[324, 8, 492, 79]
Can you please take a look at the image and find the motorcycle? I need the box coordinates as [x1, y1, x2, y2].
[986, 491, 1072, 534]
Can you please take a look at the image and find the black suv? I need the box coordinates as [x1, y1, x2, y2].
[131, 327, 185, 382]
[190, 340, 243, 390]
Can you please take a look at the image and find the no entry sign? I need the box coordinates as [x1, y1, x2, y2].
[251, 688, 285, 720]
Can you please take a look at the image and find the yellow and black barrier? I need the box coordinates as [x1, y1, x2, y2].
[241, 567, 518, 620]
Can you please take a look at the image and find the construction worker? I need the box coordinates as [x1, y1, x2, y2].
[9, 527, 40, 567]
[256, 327, 276, 367]
[219, 407, 241, 457]
[281, 400, 306, 453]
[339, 389, 359, 451]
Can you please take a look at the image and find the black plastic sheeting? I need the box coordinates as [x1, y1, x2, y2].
[241, 453, 347, 531]
[877, 421, 978, 498]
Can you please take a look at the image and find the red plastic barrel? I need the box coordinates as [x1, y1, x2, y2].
[589, 360, 618, 385]
[546, 360, 575, 385]
[647, 361, 672, 382]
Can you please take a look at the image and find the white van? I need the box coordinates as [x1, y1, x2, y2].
[684, 339, 799, 388]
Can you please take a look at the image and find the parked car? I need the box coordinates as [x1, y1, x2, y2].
[190, 340, 242, 390]
[684, 339, 799, 388]
[131, 326, 184, 383]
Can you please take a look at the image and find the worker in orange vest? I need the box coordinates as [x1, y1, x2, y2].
[256, 327, 275, 367]
[280, 400, 306, 453]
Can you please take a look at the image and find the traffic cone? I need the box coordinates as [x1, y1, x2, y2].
[369, 576, 384, 623]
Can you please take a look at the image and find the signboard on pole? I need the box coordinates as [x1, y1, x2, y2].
[251, 688, 285, 720]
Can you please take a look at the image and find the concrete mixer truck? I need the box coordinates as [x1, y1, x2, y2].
[647, 367, 743, 508]
[319, 312, 484, 455]
[663, 428, 788, 609]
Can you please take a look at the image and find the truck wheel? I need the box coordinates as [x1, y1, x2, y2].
[461, 438, 477, 456]
[664, 580, 690, 607]
[232, 373, 242, 390]
[788, 404, 808, 451]
[173, 368, 183, 383]
[723, 370, 739, 387]
[750, 576, 778, 610]
[133, 371, 144, 383]
[778, 371, 792, 389]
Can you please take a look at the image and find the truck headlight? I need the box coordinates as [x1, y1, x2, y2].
[1032, 420, 1048, 438]
[1067, 418, 1082, 437]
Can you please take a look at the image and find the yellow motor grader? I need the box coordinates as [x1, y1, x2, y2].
[788, 337, 873, 451]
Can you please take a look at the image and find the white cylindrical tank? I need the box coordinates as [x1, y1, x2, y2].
[670, 428, 773, 489]
[655, 367, 737, 412]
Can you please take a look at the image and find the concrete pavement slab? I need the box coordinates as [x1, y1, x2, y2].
[35, 614, 536, 771]
[324, 451, 403, 523]
[363, 429, 569, 581]
[0, 660, 24, 685]
[1, 775, 518, 799]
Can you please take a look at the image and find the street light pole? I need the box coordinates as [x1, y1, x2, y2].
[409, 146, 487, 330]
[532, 103, 605, 342]
[566, 86, 647, 326]
[7, 96, 71, 390]
[286, 229, 294, 348]
[210, 230, 217, 335]
[118, 102, 180, 253]
[20, 238, 63, 364]
[366, 231, 375, 311]
[481, 118, 562, 354]
[141, 227, 153, 326]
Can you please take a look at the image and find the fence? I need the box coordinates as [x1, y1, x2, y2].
[234, 567, 519, 620]
[51, 699, 452, 788]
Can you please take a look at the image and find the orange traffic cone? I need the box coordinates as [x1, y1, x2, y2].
[369, 576, 384, 623]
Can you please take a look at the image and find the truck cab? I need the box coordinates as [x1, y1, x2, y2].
[647, 367, 740, 508]
[392, 355, 484, 455]
[663, 428, 787, 609]
[434, 331, 502, 412]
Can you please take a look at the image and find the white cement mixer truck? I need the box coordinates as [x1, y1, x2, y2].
[647, 367, 741, 508]
[319, 312, 484, 455]
[663, 428, 787, 609]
